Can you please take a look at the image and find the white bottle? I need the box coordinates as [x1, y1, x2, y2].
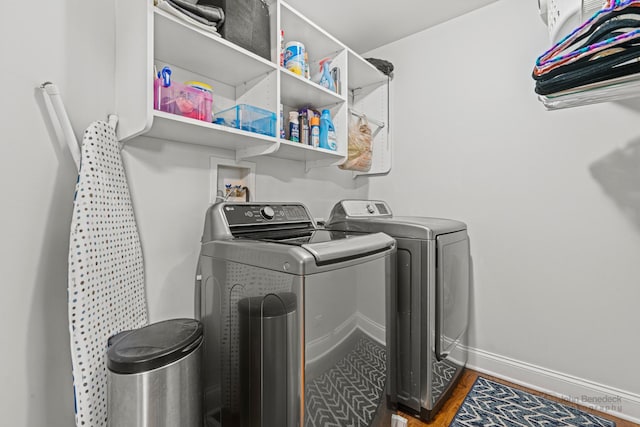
[288, 111, 299, 142]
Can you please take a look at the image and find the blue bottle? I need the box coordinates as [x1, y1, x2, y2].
[319, 109, 337, 151]
[318, 59, 336, 92]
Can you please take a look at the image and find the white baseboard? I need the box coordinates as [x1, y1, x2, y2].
[465, 345, 640, 424]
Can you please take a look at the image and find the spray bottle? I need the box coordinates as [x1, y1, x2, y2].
[317, 58, 336, 92]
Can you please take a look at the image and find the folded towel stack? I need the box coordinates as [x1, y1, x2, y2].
[156, 0, 224, 36]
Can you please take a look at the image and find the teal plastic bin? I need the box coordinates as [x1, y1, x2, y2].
[214, 104, 276, 137]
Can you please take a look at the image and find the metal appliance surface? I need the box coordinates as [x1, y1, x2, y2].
[107, 319, 203, 427]
[196, 202, 397, 427]
[326, 200, 470, 421]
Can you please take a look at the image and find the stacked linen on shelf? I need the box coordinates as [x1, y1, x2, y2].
[155, 0, 224, 37]
[533, 0, 640, 109]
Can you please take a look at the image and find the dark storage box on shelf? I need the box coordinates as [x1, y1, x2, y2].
[198, 0, 271, 60]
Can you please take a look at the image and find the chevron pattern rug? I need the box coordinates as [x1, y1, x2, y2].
[432, 358, 459, 403]
[305, 335, 386, 427]
[450, 377, 615, 427]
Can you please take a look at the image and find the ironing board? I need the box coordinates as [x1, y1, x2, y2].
[68, 121, 148, 426]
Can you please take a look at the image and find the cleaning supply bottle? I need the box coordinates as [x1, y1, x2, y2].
[319, 109, 337, 151]
[284, 41, 305, 76]
[310, 116, 320, 148]
[318, 58, 336, 92]
[288, 111, 299, 142]
[299, 113, 309, 145]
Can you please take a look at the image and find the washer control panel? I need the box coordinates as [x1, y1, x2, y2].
[339, 200, 392, 217]
[223, 203, 311, 225]
[260, 206, 275, 220]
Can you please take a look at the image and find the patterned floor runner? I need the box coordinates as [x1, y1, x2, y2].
[432, 358, 459, 403]
[450, 377, 616, 427]
[305, 335, 386, 427]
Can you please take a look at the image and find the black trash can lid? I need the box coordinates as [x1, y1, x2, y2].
[238, 292, 297, 317]
[107, 318, 203, 374]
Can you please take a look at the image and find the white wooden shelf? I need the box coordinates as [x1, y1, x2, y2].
[280, 68, 345, 108]
[148, 111, 278, 152]
[280, 1, 345, 60]
[154, 9, 276, 86]
[148, 111, 347, 168]
[272, 140, 345, 171]
[275, 140, 343, 161]
[347, 49, 388, 91]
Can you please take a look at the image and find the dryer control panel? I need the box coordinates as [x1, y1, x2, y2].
[337, 200, 393, 218]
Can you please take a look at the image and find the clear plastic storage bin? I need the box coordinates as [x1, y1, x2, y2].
[154, 78, 212, 122]
[214, 104, 276, 137]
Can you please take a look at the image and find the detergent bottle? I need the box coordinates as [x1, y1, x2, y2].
[319, 109, 337, 151]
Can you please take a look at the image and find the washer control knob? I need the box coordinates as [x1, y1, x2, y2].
[261, 206, 275, 220]
[366, 204, 375, 214]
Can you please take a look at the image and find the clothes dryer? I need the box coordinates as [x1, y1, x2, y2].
[326, 200, 470, 421]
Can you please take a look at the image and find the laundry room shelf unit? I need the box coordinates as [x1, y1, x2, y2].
[115, 0, 389, 172]
[275, 0, 349, 169]
[347, 49, 391, 177]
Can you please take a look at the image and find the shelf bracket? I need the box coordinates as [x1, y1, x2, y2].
[305, 157, 345, 173]
[235, 141, 280, 161]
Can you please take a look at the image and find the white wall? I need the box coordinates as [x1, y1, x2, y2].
[1, 1, 116, 424]
[368, 0, 640, 408]
[0, 1, 365, 425]
[123, 139, 366, 320]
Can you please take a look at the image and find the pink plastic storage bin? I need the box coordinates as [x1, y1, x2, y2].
[153, 78, 212, 122]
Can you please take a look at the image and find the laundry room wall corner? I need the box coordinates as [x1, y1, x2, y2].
[365, 0, 640, 421]
[1, 0, 117, 425]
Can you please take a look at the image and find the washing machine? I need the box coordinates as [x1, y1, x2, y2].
[196, 202, 397, 427]
[326, 200, 470, 421]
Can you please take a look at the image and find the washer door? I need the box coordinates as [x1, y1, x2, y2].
[304, 251, 394, 427]
[435, 231, 470, 361]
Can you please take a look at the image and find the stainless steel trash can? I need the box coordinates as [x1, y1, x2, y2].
[239, 293, 299, 427]
[107, 318, 203, 427]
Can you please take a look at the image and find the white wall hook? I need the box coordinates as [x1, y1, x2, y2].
[108, 114, 119, 131]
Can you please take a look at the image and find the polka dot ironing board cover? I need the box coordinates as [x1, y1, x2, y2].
[68, 121, 148, 427]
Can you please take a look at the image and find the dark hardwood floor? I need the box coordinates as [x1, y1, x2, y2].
[397, 369, 638, 427]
